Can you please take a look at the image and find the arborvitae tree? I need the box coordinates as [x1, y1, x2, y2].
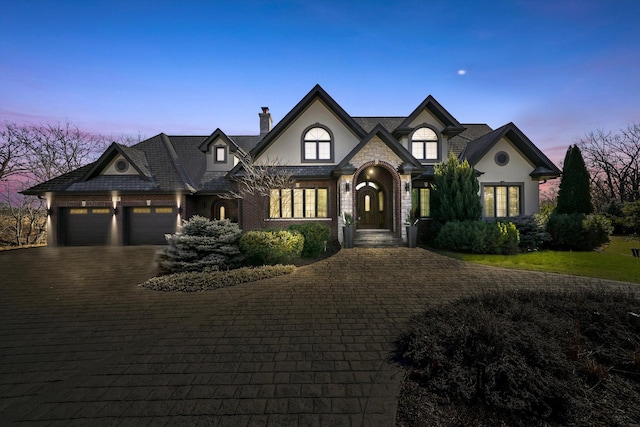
[431, 152, 482, 222]
[556, 145, 593, 214]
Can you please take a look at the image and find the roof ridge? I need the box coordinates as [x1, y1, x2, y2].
[160, 134, 197, 193]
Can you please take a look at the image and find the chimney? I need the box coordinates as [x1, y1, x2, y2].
[259, 107, 272, 137]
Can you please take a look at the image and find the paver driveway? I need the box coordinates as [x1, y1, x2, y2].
[0, 246, 630, 426]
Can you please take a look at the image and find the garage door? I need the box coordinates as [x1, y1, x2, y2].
[62, 207, 112, 246]
[126, 207, 176, 245]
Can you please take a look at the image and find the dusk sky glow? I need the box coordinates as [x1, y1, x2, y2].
[1, 0, 639, 165]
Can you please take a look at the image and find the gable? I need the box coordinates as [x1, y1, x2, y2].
[474, 137, 535, 181]
[102, 154, 141, 175]
[406, 109, 445, 130]
[257, 98, 362, 166]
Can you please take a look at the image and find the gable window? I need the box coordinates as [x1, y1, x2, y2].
[270, 188, 328, 218]
[214, 145, 227, 163]
[302, 125, 333, 162]
[483, 184, 521, 217]
[411, 127, 439, 161]
[411, 188, 431, 217]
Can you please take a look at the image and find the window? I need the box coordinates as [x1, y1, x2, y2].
[411, 127, 439, 161]
[115, 159, 129, 173]
[411, 188, 431, 217]
[495, 151, 509, 166]
[214, 145, 227, 163]
[270, 188, 328, 218]
[483, 185, 521, 217]
[302, 125, 333, 162]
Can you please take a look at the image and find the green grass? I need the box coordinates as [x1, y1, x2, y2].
[443, 236, 640, 284]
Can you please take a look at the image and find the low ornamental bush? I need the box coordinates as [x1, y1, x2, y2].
[140, 264, 296, 292]
[433, 220, 519, 254]
[240, 229, 304, 265]
[288, 223, 331, 257]
[547, 213, 612, 251]
[160, 216, 243, 273]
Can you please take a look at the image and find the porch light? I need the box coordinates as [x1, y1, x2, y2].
[46, 208, 53, 217]
[113, 207, 119, 215]
[345, 182, 350, 192]
[405, 181, 411, 193]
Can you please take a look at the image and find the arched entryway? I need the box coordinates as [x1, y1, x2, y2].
[354, 164, 396, 231]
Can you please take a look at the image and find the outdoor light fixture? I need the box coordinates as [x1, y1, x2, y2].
[113, 207, 118, 215]
[405, 181, 411, 193]
[345, 182, 350, 192]
[178, 206, 184, 216]
[46, 208, 53, 217]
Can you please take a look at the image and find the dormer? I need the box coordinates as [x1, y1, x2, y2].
[199, 129, 244, 172]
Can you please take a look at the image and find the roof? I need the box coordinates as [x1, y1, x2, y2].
[460, 123, 561, 178]
[22, 85, 558, 196]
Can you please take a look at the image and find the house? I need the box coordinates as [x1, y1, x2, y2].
[24, 84, 561, 246]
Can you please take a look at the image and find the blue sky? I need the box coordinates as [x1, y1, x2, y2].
[1, 0, 639, 165]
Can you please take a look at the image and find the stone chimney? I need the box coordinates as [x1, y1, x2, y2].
[259, 107, 272, 137]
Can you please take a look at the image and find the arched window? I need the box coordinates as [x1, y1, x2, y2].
[213, 200, 231, 221]
[302, 125, 333, 162]
[411, 127, 439, 161]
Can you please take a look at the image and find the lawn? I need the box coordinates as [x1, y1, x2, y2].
[442, 236, 640, 284]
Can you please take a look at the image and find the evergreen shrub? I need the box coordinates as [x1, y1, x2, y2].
[547, 213, 612, 251]
[507, 216, 551, 251]
[433, 220, 519, 254]
[288, 223, 331, 257]
[240, 229, 304, 265]
[161, 216, 243, 274]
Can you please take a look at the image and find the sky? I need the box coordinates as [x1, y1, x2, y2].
[1, 0, 639, 166]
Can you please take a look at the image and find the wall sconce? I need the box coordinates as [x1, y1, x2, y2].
[178, 206, 184, 216]
[405, 181, 411, 193]
[113, 207, 118, 215]
[46, 208, 53, 217]
[146, 200, 151, 206]
[345, 182, 350, 192]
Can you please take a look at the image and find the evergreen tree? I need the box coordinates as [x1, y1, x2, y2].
[556, 145, 593, 214]
[431, 152, 482, 222]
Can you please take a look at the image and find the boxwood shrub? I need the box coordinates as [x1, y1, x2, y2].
[240, 229, 304, 265]
[433, 220, 519, 254]
[288, 223, 331, 257]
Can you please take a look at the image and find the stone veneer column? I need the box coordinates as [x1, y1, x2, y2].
[337, 175, 354, 244]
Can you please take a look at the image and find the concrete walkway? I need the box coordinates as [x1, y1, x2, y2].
[0, 246, 632, 426]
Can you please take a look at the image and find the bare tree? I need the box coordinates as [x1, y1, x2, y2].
[0, 122, 31, 182]
[577, 123, 640, 209]
[0, 121, 128, 246]
[223, 154, 294, 228]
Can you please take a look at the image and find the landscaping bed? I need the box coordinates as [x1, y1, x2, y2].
[395, 288, 640, 426]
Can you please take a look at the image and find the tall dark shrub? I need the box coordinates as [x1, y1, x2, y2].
[556, 145, 593, 215]
[431, 152, 482, 222]
[289, 223, 331, 257]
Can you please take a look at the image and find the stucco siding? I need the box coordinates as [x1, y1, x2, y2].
[257, 99, 361, 165]
[474, 137, 540, 215]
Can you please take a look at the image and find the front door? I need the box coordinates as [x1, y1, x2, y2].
[357, 187, 380, 229]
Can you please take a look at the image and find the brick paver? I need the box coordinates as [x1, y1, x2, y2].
[0, 246, 633, 426]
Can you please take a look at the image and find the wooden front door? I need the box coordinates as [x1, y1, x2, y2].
[357, 187, 380, 229]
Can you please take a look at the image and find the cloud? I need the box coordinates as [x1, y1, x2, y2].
[457, 69, 467, 76]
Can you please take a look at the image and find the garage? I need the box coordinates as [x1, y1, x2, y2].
[125, 206, 176, 245]
[61, 207, 113, 246]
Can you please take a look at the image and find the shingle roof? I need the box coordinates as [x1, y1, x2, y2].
[352, 117, 404, 133]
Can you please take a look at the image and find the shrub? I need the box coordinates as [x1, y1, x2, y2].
[397, 288, 640, 426]
[160, 216, 243, 273]
[140, 264, 295, 292]
[433, 220, 519, 254]
[507, 216, 551, 251]
[289, 223, 331, 257]
[547, 213, 612, 251]
[240, 229, 304, 265]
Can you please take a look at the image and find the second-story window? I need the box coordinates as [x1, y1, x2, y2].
[214, 145, 227, 163]
[411, 127, 439, 161]
[302, 125, 333, 162]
